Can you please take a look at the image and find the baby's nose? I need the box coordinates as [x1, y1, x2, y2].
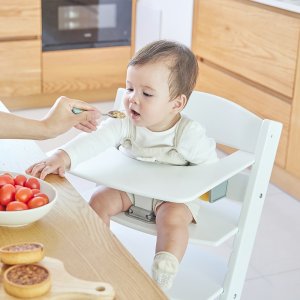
[129, 94, 139, 104]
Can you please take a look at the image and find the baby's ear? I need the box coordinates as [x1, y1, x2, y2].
[172, 94, 187, 112]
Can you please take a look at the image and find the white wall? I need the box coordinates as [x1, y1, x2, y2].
[135, 0, 194, 51]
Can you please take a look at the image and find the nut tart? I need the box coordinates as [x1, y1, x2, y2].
[0, 242, 45, 265]
[3, 264, 51, 298]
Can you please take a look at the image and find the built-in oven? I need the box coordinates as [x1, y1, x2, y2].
[42, 0, 132, 51]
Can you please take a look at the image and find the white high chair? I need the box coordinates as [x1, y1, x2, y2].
[70, 88, 282, 300]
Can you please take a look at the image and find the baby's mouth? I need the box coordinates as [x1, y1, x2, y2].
[130, 109, 140, 117]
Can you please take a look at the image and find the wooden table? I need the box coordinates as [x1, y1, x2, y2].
[0, 102, 167, 300]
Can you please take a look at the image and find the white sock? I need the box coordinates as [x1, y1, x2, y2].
[152, 251, 179, 290]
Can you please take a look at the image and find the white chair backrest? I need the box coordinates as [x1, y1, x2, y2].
[184, 92, 262, 153]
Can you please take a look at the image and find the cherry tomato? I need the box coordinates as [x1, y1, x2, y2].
[0, 204, 5, 211]
[34, 193, 49, 204]
[6, 201, 28, 211]
[0, 184, 16, 206]
[24, 177, 40, 190]
[0, 175, 14, 187]
[15, 187, 33, 203]
[31, 189, 41, 196]
[28, 197, 45, 209]
[15, 185, 23, 192]
[2, 172, 13, 177]
[14, 174, 27, 186]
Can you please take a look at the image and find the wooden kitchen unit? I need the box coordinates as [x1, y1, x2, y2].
[42, 46, 131, 95]
[192, 0, 300, 199]
[0, 0, 136, 110]
[0, 0, 41, 98]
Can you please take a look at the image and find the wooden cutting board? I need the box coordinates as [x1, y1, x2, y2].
[0, 257, 115, 300]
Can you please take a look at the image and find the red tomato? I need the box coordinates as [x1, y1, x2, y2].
[15, 185, 23, 192]
[15, 187, 33, 203]
[0, 175, 14, 187]
[0, 184, 16, 206]
[24, 177, 40, 190]
[2, 172, 13, 177]
[0, 204, 5, 211]
[31, 189, 41, 196]
[6, 201, 28, 211]
[34, 193, 49, 204]
[14, 174, 27, 186]
[28, 197, 45, 209]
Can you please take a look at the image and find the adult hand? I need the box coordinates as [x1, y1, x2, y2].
[42, 96, 101, 137]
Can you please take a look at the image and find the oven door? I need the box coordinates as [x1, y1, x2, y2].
[42, 0, 132, 51]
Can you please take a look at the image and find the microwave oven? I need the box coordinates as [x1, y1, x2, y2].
[42, 0, 132, 51]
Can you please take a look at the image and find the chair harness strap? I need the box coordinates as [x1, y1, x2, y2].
[126, 195, 156, 223]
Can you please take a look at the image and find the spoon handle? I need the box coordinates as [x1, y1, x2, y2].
[72, 107, 109, 116]
[71, 107, 85, 114]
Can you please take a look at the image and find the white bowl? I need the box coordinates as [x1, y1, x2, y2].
[0, 171, 57, 227]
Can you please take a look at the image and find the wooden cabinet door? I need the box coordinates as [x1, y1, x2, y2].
[42, 46, 131, 94]
[196, 61, 290, 168]
[0, 40, 41, 97]
[0, 0, 41, 39]
[193, 0, 300, 98]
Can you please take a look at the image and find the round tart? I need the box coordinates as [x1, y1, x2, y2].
[0, 242, 45, 265]
[3, 264, 51, 298]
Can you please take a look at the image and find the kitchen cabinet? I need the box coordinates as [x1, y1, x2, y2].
[42, 47, 131, 96]
[0, 0, 41, 97]
[192, 0, 300, 199]
[0, 0, 136, 109]
[0, 0, 41, 39]
[0, 40, 41, 97]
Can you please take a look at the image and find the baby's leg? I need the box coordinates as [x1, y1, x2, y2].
[156, 202, 193, 260]
[89, 186, 132, 226]
[152, 202, 193, 289]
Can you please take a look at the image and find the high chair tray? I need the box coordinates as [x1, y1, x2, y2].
[70, 148, 255, 203]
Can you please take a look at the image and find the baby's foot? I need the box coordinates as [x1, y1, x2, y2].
[152, 251, 179, 290]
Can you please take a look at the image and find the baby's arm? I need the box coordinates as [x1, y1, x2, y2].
[27, 118, 125, 179]
[26, 150, 71, 180]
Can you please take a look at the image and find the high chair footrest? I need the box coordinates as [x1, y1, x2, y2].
[112, 197, 240, 247]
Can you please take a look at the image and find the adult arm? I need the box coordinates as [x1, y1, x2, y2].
[0, 97, 100, 140]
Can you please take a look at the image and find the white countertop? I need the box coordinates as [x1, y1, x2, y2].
[253, 0, 300, 13]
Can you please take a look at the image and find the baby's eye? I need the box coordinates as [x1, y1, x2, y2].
[126, 88, 133, 93]
[143, 92, 152, 97]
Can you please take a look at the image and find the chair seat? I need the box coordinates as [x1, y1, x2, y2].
[112, 197, 240, 247]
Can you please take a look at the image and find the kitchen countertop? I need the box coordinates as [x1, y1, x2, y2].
[252, 0, 300, 13]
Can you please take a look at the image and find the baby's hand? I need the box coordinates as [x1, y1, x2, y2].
[26, 150, 71, 180]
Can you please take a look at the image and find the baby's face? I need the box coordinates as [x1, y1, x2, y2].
[124, 62, 180, 132]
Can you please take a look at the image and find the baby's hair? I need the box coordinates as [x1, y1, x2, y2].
[128, 40, 198, 100]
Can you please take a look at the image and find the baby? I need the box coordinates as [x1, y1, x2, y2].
[27, 40, 217, 290]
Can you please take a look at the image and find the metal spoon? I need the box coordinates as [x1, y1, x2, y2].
[72, 107, 126, 119]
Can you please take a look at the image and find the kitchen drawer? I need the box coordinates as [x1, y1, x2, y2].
[0, 40, 41, 97]
[193, 0, 300, 98]
[43, 47, 131, 94]
[195, 61, 290, 168]
[0, 0, 41, 39]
